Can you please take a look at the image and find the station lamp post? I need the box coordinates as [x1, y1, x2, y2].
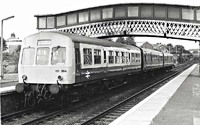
[1, 16, 15, 80]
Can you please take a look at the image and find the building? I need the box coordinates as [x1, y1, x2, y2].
[189, 49, 200, 60]
[140, 42, 169, 53]
[152, 43, 169, 53]
[140, 42, 153, 49]
[189, 49, 200, 54]
[6, 33, 22, 54]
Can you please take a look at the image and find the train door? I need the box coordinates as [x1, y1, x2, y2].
[103, 49, 108, 74]
[75, 43, 81, 83]
[143, 52, 147, 70]
[162, 53, 164, 68]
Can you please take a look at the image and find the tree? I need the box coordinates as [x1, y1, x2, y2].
[167, 43, 173, 53]
[13, 45, 21, 73]
[116, 37, 125, 44]
[173, 45, 185, 54]
[167, 43, 173, 47]
[106, 38, 114, 42]
[0, 37, 7, 51]
[125, 37, 136, 46]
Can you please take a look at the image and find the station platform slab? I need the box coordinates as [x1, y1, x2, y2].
[0, 82, 17, 94]
[0, 86, 15, 93]
[110, 64, 200, 125]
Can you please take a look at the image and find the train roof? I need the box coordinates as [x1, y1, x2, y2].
[142, 48, 163, 55]
[26, 31, 141, 51]
[142, 48, 173, 56]
[163, 52, 173, 56]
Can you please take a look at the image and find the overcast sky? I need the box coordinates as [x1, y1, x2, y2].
[0, 0, 200, 49]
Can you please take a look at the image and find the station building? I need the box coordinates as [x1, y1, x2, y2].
[6, 33, 22, 54]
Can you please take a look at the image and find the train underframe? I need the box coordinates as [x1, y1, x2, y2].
[17, 66, 173, 107]
[17, 73, 141, 107]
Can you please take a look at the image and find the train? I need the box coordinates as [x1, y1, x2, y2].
[15, 31, 174, 106]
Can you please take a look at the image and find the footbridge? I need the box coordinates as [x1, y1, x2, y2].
[35, 3, 200, 41]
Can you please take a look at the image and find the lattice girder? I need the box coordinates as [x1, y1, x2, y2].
[48, 20, 200, 40]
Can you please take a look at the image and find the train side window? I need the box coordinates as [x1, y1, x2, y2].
[144, 54, 147, 63]
[152, 55, 155, 63]
[108, 51, 114, 64]
[165, 56, 167, 62]
[128, 53, 131, 63]
[36, 47, 50, 65]
[75, 48, 80, 64]
[51, 47, 66, 65]
[94, 49, 101, 64]
[115, 51, 120, 64]
[131, 53, 135, 63]
[161, 56, 163, 62]
[83, 48, 92, 65]
[104, 50, 107, 63]
[136, 53, 139, 58]
[21, 48, 35, 65]
[125, 52, 130, 63]
[138, 54, 141, 62]
[121, 52, 125, 63]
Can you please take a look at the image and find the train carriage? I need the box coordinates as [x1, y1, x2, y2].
[16, 31, 144, 106]
[142, 48, 164, 71]
[16, 31, 174, 106]
[163, 52, 174, 69]
[18, 31, 143, 86]
[19, 32, 76, 85]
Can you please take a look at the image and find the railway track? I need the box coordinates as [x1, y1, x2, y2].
[1, 63, 193, 125]
[78, 63, 193, 125]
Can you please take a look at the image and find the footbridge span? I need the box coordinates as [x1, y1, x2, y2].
[35, 3, 200, 41]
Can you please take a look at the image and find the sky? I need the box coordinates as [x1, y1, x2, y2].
[0, 0, 200, 50]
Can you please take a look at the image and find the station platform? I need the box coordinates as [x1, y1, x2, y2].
[110, 64, 200, 125]
[0, 86, 15, 93]
[0, 74, 18, 93]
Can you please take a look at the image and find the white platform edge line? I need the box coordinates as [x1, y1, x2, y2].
[109, 64, 197, 125]
[0, 86, 15, 93]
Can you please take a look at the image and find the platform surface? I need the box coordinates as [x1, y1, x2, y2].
[110, 64, 200, 125]
[151, 64, 200, 125]
[0, 74, 18, 93]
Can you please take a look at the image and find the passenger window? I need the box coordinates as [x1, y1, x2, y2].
[104, 51, 107, 63]
[121, 52, 125, 63]
[128, 53, 131, 62]
[83, 48, 92, 65]
[21, 48, 35, 65]
[51, 47, 66, 65]
[108, 51, 114, 64]
[115, 51, 120, 64]
[36, 47, 50, 65]
[94, 49, 101, 64]
[75, 48, 80, 65]
[126, 52, 130, 63]
[131, 53, 135, 63]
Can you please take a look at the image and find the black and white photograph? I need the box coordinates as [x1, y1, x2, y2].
[1, 0, 200, 124]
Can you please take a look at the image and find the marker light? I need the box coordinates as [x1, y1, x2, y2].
[22, 75, 27, 80]
[16, 83, 25, 93]
[58, 75, 63, 81]
[49, 84, 60, 94]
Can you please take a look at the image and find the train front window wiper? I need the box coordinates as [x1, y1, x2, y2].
[51, 46, 66, 65]
[55, 46, 60, 52]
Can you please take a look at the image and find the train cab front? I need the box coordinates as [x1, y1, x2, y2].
[15, 32, 76, 106]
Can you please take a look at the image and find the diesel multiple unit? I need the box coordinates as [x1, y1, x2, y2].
[16, 31, 174, 106]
